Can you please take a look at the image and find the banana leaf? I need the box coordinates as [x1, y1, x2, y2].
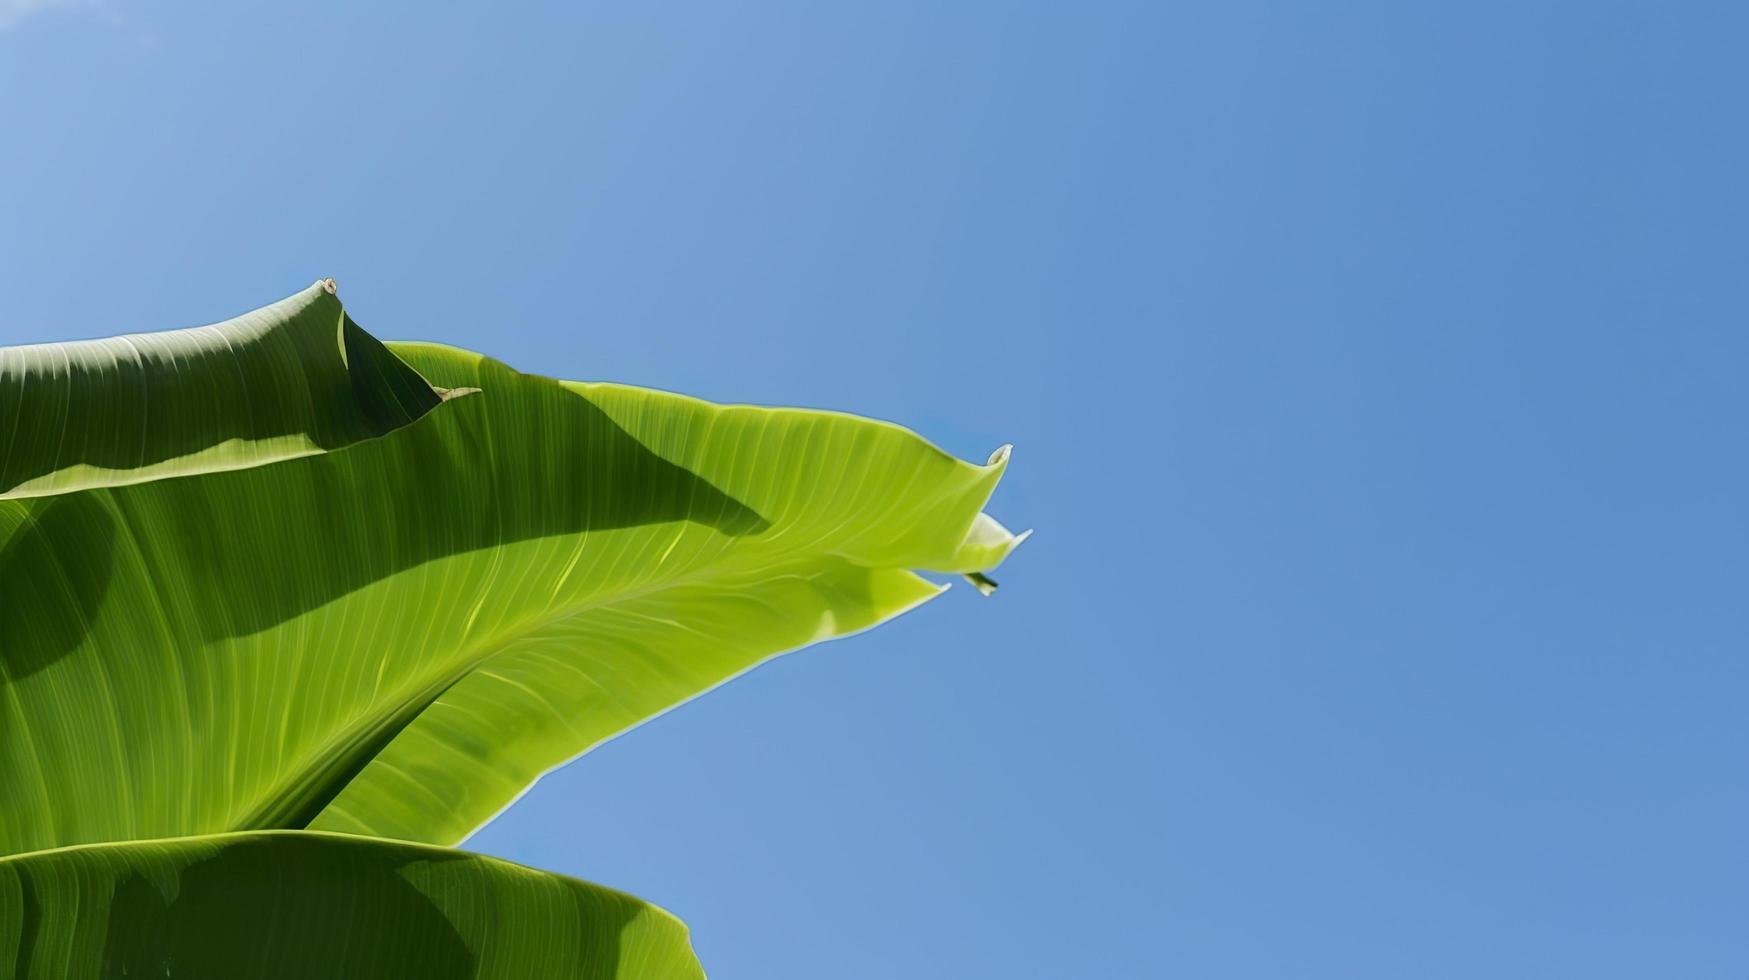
[0, 830, 701, 979]
[0, 281, 1024, 857]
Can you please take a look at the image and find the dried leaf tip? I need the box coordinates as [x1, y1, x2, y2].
[964, 571, 1000, 597]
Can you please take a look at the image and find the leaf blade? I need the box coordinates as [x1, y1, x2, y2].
[0, 831, 702, 980]
[0, 293, 1024, 855]
[0, 281, 441, 499]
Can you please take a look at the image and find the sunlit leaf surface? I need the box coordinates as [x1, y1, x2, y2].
[0, 283, 1024, 857]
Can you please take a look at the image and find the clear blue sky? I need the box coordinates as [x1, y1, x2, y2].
[3, 3, 1745, 978]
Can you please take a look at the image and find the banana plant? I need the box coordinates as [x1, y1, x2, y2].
[0, 281, 1023, 977]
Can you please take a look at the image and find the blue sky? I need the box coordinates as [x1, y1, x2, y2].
[2, 3, 1745, 978]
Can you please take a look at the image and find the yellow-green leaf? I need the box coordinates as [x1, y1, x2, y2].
[0, 288, 1023, 856]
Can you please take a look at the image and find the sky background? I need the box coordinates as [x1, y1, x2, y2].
[2, 3, 1745, 978]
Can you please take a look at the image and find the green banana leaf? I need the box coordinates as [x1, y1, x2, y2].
[0, 280, 443, 500]
[0, 282, 1024, 857]
[0, 830, 701, 979]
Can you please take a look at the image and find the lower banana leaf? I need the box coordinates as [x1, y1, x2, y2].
[0, 831, 701, 979]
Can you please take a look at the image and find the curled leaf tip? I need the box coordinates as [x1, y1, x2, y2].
[964, 571, 1000, 596]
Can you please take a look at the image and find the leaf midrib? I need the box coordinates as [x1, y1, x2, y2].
[225, 536, 825, 840]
